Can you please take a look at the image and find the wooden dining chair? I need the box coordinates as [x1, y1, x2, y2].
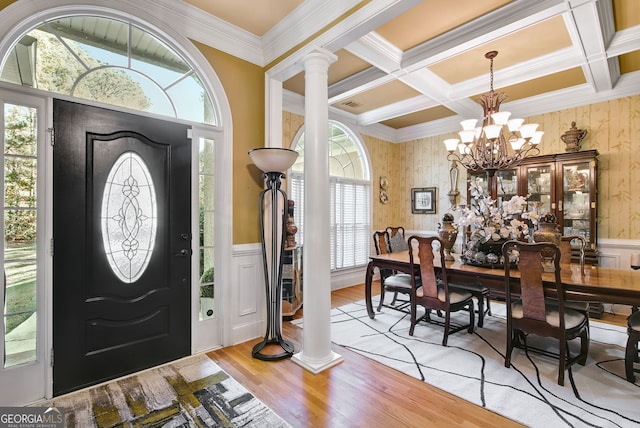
[560, 235, 586, 267]
[407, 235, 474, 346]
[386, 226, 408, 251]
[625, 310, 640, 382]
[373, 230, 411, 312]
[502, 240, 589, 386]
[552, 235, 590, 330]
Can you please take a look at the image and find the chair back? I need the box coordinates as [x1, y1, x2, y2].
[372, 230, 392, 255]
[386, 226, 409, 251]
[503, 241, 563, 326]
[408, 235, 447, 301]
[559, 235, 586, 267]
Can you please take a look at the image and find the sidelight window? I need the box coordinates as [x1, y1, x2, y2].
[3, 103, 38, 368]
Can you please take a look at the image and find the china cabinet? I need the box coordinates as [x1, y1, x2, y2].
[465, 150, 600, 316]
[466, 150, 598, 259]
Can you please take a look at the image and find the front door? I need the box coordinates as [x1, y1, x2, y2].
[52, 99, 191, 396]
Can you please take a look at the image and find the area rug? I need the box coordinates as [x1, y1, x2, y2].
[297, 299, 640, 428]
[41, 353, 290, 427]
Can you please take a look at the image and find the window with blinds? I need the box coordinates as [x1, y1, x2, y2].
[289, 121, 371, 271]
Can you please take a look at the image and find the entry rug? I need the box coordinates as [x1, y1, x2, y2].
[295, 299, 640, 428]
[41, 353, 290, 427]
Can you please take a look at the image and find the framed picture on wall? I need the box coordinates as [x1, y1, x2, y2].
[411, 187, 436, 214]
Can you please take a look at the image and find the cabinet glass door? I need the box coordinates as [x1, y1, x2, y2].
[526, 165, 553, 215]
[561, 161, 592, 243]
[496, 169, 517, 204]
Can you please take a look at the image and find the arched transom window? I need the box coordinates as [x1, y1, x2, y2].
[290, 121, 371, 270]
[1, 15, 217, 125]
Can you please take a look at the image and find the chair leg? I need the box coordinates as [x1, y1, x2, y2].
[485, 294, 492, 316]
[377, 285, 386, 312]
[409, 301, 417, 336]
[558, 338, 567, 386]
[442, 311, 451, 346]
[467, 302, 475, 333]
[578, 329, 589, 366]
[476, 295, 484, 328]
[505, 323, 513, 368]
[626, 330, 640, 382]
[390, 291, 399, 305]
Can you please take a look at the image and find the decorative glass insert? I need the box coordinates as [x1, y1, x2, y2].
[4, 103, 38, 368]
[101, 152, 157, 283]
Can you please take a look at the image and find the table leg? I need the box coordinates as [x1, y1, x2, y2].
[365, 261, 375, 318]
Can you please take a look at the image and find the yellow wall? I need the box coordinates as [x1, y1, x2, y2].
[192, 41, 266, 244]
[284, 95, 640, 241]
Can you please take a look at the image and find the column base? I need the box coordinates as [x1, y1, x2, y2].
[292, 351, 343, 374]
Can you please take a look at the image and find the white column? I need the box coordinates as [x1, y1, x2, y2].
[292, 48, 342, 373]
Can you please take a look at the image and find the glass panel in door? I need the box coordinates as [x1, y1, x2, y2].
[562, 161, 591, 243]
[526, 165, 553, 216]
[496, 169, 517, 204]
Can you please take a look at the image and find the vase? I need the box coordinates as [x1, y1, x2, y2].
[533, 222, 561, 246]
[438, 220, 458, 261]
[533, 222, 561, 272]
[560, 121, 587, 153]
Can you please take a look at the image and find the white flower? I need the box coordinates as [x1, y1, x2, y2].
[460, 189, 538, 244]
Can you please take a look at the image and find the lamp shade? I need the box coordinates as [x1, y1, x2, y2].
[249, 147, 298, 173]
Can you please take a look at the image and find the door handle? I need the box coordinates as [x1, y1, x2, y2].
[175, 249, 192, 257]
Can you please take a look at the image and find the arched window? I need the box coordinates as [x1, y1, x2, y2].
[1, 15, 217, 125]
[289, 121, 371, 270]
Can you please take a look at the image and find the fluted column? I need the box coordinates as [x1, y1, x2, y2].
[292, 48, 342, 373]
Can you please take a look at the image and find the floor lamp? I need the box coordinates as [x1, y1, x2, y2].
[248, 147, 298, 361]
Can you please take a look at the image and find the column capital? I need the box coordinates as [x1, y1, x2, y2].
[300, 47, 338, 69]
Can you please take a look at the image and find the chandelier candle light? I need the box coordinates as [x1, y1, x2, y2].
[248, 147, 298, 361]
[444, 51, 543, 180]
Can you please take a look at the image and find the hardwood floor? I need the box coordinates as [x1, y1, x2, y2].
[206, 283, 525, 428]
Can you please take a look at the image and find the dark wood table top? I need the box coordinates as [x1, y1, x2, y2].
[367, 251, 640, 307]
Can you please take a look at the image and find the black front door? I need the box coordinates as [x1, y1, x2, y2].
[52, 99, 191, 396]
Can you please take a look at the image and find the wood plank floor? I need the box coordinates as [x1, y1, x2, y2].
[206, 283, 527, 428]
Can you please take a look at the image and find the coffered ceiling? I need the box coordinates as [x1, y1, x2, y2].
[181, 0, 640, 142]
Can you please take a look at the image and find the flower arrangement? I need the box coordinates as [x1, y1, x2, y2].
[458, 181, 540, 247]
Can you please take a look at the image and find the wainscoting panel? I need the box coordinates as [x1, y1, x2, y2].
[230, 243, 264, 345]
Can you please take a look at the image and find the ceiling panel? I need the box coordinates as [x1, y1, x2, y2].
[487, 67, 587, 103]
[375, 0, 511, 51]
[331, 80, 421, 114]
[427, 16, 572, 85]
[184, 0, 304, 35]
[381, 105, 456, 129]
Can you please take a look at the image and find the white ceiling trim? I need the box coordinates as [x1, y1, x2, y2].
[401, 0, 567, 71]
[266, 0, 420, 81]
[262, 0, 361, 65]
[156, 0, 264, 65]
[608, 26, 640, 57]
[344, 33, 402, 74]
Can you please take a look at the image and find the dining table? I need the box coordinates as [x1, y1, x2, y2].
[364, 251, 640, 319]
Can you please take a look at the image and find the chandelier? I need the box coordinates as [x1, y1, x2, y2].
[443, 51, 543, 177]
